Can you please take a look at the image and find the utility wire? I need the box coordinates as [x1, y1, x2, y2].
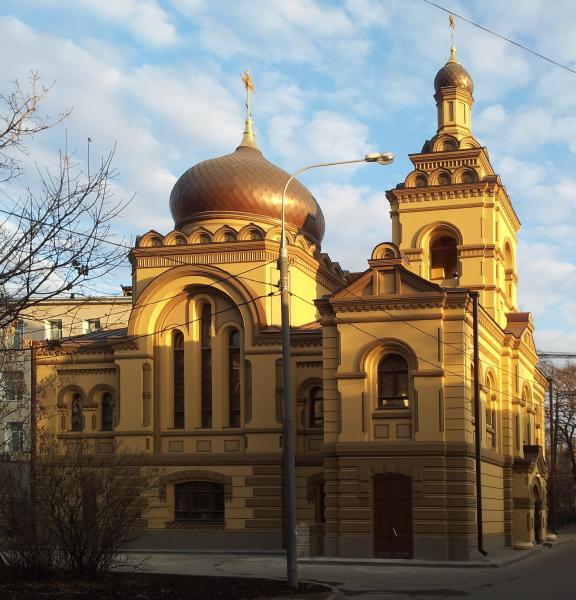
[290, 290, 538, 407]
[0, 262, 279, 353]
[5, 259, 278, 343]
[420, 0, 576, 76]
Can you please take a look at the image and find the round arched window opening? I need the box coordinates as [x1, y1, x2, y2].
[101, 392, 115, 431]
[437, 172, 451, 186]
[461, 170, 476, 183]
[377, 354, 409, 408]
[414, 174, 427, 188]
[309, 386, 324, 427]
[430, 235, 458, 281]
[228, 329, 241, 428]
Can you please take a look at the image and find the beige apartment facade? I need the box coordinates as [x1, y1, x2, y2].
[0, 295, 131, 454]
[33, 45, 548, 560]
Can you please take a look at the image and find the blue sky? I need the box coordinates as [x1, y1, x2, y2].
[1, 0, 576, 352]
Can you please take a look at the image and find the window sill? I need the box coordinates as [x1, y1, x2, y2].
[372, 408, 411, 419]
[166, 521, 225, 530]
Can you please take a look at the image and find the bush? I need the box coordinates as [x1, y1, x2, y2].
[0, 436, 154, 578]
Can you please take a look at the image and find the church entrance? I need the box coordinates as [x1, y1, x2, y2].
[373, 473, 413, 558]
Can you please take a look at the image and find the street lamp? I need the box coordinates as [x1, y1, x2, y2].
[279, 152, 395, 588]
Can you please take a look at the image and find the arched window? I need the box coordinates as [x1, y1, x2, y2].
[377, 354, 409, 408]
[228, 330, 241, 428]
[309, 386, 323, 427]
[430, 235, 458, 280]
[200, 305, 212, 428]
[198, 233, 211, 244]
[173, 331, 184, 428]
[461, 170, 476, 183]
[71, 392, 83, 432]
[414, 174, 427, 188]
[223, 231, 236, 242]
[485, 374, 497, 448]
[101, 392, 115, 431]
[174, 481, 224, 522]
[437, 172, 451, 185]
[315, 481, 325, 523]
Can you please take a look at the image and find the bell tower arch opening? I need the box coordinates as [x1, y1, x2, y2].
[430, 234, 458, 281]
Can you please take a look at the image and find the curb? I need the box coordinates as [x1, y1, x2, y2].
[299, 534, 576, 570]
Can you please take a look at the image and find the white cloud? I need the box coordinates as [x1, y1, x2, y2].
[268, 111, 372, 171]
[28, 0, 180, 46]
[312, 183, 391, 270]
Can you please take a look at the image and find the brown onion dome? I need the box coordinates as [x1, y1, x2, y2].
[169, 144, 325, 244]
[434, 46, 474, 96]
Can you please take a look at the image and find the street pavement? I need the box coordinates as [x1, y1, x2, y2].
[126, 528, 576, 599]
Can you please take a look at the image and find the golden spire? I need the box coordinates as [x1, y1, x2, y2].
[448, 14, 458, 63]
[239, 70, 258, 149]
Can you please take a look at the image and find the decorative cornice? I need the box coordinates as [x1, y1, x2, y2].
[296, 361, 323, 369]
[57, 367, 117, 376]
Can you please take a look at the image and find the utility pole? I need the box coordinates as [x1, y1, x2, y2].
[278, 153, 394, 588]
[547, 378, 556, 533]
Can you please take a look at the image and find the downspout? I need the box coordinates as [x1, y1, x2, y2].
[548, 377, 557, 534]
[471, 291, 487, 556]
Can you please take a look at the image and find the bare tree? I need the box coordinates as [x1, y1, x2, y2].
[540, 361, 576, 525]
[0, 73, 129, 328]
[0, 435, 155, 577]
[0, 73, 129, 454]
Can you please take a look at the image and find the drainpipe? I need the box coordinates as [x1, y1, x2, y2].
[471, 292, 487, 556]
[547, 378, 556, 534]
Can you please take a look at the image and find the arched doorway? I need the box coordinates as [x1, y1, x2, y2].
[373, 473, 413, 558]
[533, 485, 542, 544]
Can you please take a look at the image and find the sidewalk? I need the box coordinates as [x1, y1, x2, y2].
[301, 528, 575, 569]
[129, 526, 576, 571]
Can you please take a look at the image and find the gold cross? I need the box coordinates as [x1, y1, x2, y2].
[449, 14, 455, 46]
[241, 71, 255, 117]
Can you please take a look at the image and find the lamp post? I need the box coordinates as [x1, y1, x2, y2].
[279, 152, 394, 588]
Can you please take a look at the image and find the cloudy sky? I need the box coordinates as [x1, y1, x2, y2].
[1, 0, 575, 352]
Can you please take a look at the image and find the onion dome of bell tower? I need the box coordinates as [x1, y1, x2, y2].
[432, 42, 475, 142]
[434, 45, 474, 96]
[169, 73, 325, 244]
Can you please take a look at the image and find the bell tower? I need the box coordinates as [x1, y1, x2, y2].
[386, 41, 519, 328]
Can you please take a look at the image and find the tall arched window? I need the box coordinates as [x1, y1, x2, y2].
[71, 392, 83, 431]
[173, 331, 184, 428]
[377, 354, 409, 408]
[309, 386, 323, 427]
[200, 305, 212, 428]
[228, 330, 241, 428]
[430, 235, 458, 280]
[101, 392, 115, 431]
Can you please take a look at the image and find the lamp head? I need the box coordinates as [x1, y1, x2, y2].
[365, 152, 395, 165]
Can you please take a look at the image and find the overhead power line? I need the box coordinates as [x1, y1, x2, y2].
[420, 0, 576, 76]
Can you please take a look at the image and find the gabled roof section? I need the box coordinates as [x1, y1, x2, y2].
[505, 312, 533, 339]
[331, 261, 442, 303]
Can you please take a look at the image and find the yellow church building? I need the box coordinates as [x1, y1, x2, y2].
[35, 43, 548, 560]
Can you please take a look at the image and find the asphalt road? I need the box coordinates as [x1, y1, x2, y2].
[128, 533, 576, 599]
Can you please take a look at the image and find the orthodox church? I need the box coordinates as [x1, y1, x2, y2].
[36, 42, 548, 560]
